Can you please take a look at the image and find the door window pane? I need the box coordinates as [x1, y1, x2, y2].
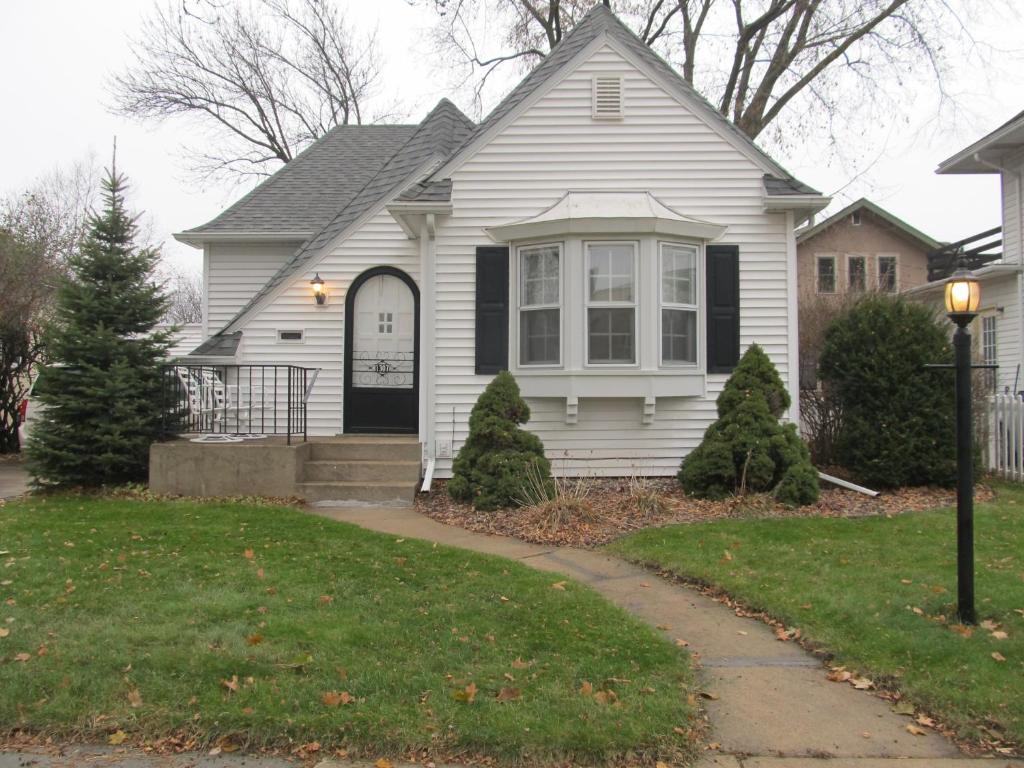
[588, 308, 635, 364]
[661, 245, 696, 304]
[662, 308, 697, 364]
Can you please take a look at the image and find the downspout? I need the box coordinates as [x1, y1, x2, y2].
[419, 213, 437, 485]
[784, 210, 801, 429]
[973, 152, 1023, 390]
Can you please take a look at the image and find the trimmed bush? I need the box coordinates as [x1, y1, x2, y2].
[448, 371, 551, 511]
[678, 344, 819, 506]
[819, 295, 955, 488]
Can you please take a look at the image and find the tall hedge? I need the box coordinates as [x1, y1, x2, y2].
[678, 344, 818, 506]
[448, 371, 551, 511]
[818, 295, 955, 488]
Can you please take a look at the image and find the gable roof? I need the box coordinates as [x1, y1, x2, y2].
[427, 3, 819, 197]
[938, 108, 1024, 174]
[178, 125, 417, 242]
[216, 99, 474, 334]
[795, 198, 941, 251]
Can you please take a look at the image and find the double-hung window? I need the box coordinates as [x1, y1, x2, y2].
[982, 315, 997, 367]
[660, 242, 698, 364]
[816, 255, 836, 294]
[878, 255, 897, 292]
[586, 242, 637, 364]
[519, 243, 561, 366]
[848, 255, 866, 292]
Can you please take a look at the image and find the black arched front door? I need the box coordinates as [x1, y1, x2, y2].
[344, 267, 419, 434]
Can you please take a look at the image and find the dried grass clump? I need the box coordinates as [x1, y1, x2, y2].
[628, 473, 669, 518]
[516, 461, 600, 532]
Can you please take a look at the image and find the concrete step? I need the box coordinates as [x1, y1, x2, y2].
[309, 437, 420, 462]
[302, 459, 421, 483]
[297, 481, 417, 505]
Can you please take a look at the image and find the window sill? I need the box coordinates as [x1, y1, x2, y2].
[514, 369, 704, 424]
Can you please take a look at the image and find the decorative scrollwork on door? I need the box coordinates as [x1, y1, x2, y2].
[352, 351, 414, 388]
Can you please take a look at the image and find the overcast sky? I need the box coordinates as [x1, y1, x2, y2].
[3, 1, 1024, 278]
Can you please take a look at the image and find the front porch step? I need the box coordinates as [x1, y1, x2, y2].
[297, 480, 416, 505]
[309, 437, 420, 462]
[302, 459, 421, 483]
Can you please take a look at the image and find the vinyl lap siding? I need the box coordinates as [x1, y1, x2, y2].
[206, 242, 301, 333]
[234, 211, 420, 435]
[433, 42, 791, 477]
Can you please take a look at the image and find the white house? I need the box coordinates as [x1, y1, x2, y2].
[173, 4, 829, 482]
[904, 109, 1024, 394]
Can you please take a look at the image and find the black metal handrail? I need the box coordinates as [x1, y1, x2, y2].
[162, 364, 319, 444]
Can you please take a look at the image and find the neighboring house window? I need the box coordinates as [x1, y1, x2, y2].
[851, 210, 862, 226]
[586, 241, 637, 364]
[848, 255, 866, 292]
[816, 255, 836, 294]
[878, 255, 897, 292]
[660, 242, 698, 365]
[983, 314, 997, 367]
[519, 243, 561, 366]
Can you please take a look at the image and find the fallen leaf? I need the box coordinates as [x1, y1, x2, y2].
[906, 724, 927, 736]
[246, 634, 264, 646]
[900, 579, 913, 584]
[851, 676, 874, 690]
[579, 681, 593, 697]
[496, 687, 521, 702]
[892, 700, 916, 716]
[511, 657, 530, 669]
[319, 595, 333, 604]
[656, 762, 670, 768]
[452, 682, 477, 703]
[222, 675, 240, 692]
[593, 689, 617, 704]
[499, 595, 509, 602]
[127, 689, 143, 708]
[375, 759, 392, 768]
[991, 630, 1009, 640]
[950, 624, 974, 638]
[698, 690, 720, 700]
[108, 730, 128, 745]
[916, 715, 936, 728]
[256, 568, 265, 580]
[13, 652, 30, 663]
[992, 652, 1007, 662]
[981, 619, 999, 631]
[0, 628, 8, 638]
[550, 581, 566, 591]
[243, 549, 255, 560]
[640, 582, 650, 588]
[911, 607, 925, 616]
[675, 638, 689, 647]
[722, 550, 733, 561]
[827, 668, 852, 683]
[656, 624, 671, 631]
[321, 691, 353, 707]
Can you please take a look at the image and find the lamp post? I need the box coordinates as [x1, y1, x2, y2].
[944, 261, 981, 625]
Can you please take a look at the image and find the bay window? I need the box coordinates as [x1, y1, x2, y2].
[518, 243, 561, 365]
[586, 242, 637, 364]
[660, 242, 698, 364]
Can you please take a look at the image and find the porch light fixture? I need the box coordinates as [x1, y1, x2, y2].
[944, 257, 982, 624]
[310, 273, 327, 306]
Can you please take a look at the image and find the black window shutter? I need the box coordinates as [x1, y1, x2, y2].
[706, 244, 740, 374]
[475, 246, 510, 374]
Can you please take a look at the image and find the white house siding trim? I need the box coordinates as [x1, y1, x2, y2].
[231, 211, 421, 436]
[1000, 147, 1024, 265]
[432, 42, 793, 477]
[206, 241, 303, 335]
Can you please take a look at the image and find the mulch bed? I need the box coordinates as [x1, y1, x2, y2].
[415, 477, 995, 549]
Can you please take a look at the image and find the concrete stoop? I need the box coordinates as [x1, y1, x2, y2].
[297, 437, 420, 506]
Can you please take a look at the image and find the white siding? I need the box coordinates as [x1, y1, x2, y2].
[1001, 149, 1024, 265]
[235, 211, 419, 435]
[206, 242, 302, 334]
[432, 42, 792, 477]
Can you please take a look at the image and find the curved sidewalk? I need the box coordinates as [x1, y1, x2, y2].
[310, 504, 1022, 768]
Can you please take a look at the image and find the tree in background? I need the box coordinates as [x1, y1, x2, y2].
[26, 162, 175, 486]
[678, 344, 819, 506]
[0, 159, 97, 453]
[112, 0, 395, 182]
[818, 295, 955, 488]
[161, 266, 204, 325]
[419, 0, 999, 160]
[449, 371, 552, 510]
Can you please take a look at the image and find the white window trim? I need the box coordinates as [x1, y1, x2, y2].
[584, 240, 640, 368]
[982, 313, 998, 366]
[276, 329, 305, 344]
[658, 241, 700, 368]
[877, 253, 899, 293]
[516, 241, 564, 368]
[847, 253, 867, 292]
[815, 254, 837, 294]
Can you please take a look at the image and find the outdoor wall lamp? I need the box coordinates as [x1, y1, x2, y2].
[310, 273, 328, 306]
[944, 258, 983, 625]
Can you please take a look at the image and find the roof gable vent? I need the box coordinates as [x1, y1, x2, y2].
[592, 76, 623, 119]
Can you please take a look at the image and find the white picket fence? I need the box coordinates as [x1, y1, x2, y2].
[989, 394, 1024, 480]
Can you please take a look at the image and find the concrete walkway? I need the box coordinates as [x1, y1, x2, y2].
[0, 459, 30, 500]
[310, 504, 1022, 768]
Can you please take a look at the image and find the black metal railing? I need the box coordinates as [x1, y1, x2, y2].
[927, 226, 1003, 281]
[162, 364, 319, 444]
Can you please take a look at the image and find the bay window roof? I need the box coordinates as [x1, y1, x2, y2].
[485, 191, 727, 242]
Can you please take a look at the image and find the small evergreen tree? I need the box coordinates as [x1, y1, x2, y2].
[448, 371, 551, 511]
[26, 162, 174, 487]
[678, 344, 819, 506]
[819, 295, 955, 488]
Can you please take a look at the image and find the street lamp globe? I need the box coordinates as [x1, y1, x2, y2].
[945, 263, 980, 324]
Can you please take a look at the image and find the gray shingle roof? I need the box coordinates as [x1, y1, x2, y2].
[215, 99, 474, 334]
[191, 331, 242, 357]
[397, 179, 453, 203]
[184, 125, 417, 235]
[428, 4, 814, 193]
[764, 174, 821, 196]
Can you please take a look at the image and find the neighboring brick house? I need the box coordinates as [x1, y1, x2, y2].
[796, 198, 940, 298]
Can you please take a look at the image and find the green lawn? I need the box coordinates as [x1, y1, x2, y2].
[0, 496, 692, 763]
[607, 484, 1024, 748]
